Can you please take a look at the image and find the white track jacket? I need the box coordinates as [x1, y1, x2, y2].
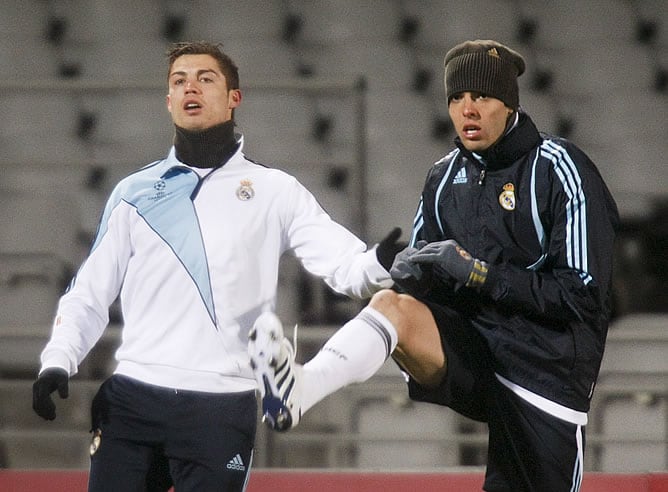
[39, 139, 391, 393]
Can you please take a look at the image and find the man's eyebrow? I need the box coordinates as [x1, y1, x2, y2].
[169, 68, 220, 78]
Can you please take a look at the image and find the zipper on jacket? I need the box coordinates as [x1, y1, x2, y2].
[191, 167, 219, 200]
[478, 169, 486, 185]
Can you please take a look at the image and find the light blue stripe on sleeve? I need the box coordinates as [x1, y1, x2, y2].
[540, 141, 591, 285]
[433, 151, 459, 236]
[409, 199, 424, 247]
[527, 150, 547, 271]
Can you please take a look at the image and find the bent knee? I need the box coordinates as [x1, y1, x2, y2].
[369, 289, 407, 314]
[368, 289, 428, 329]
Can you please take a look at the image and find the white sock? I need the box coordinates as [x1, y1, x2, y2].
[300, 306, 398, 413]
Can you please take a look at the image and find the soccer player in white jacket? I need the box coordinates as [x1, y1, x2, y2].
[32, 41, 402, 491]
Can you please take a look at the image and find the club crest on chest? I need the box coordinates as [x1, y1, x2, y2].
[236, 179, 255, 201]
[499, 182, 516, 211]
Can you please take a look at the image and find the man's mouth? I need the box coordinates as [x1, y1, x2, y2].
[184, 102, 202, 112]
[463, 125, 481, 138]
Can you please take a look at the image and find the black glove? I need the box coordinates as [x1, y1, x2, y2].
[375, 227, 407, 271]
[32, 367, 69, 420]
[410, 239, 489, 291]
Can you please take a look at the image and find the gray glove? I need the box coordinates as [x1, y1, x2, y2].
[390, 245, 421, 282]
[410, 239, 489, 291]
[389, 241, 432, 295]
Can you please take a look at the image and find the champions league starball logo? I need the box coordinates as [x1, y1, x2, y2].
[148, 180, 168, 201]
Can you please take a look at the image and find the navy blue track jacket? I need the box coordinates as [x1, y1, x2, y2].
[410, 111, 620, 412]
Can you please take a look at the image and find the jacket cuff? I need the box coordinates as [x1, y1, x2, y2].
[479, 264, 500, 298]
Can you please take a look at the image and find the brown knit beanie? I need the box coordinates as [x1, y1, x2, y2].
[444, 39, 525, 109]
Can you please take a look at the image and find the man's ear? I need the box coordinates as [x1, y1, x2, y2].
[229, 89, 242, 109]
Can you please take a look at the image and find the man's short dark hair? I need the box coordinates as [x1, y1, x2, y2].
[167, 41, 239, 90]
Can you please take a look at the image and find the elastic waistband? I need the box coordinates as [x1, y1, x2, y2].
[115, 360, 256, 394]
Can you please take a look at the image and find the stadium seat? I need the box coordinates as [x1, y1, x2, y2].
[366, 89, 435, 139]
[67, 37, 167, 82]
[0, 189, 82, 269]
[0, 379, 98, 430]
[236, 89, 315, 138]
[600, 314, 668, 373]
[589, 313, 668, 471]
[292, 0, 401, 45]
[401, 0, 519, 49]
[0, 2, 49, 39]
[521, 0, 637, 48]
[76, 90, 173, 163]
[0, 92, 91, 164]
[635, 0, 668, 47]
[0, 38, 59, 79]
[366, 131, 444, 194]
[298, 41, 417, 91]
[51, 0, 165, 42]
[0, 189, 81, 327]
[585, 138, 665, 197]
[596, 395, 667, 472]
[355, 397, 460, 468]
[221, 39, 300, 80]
[0, 430, 90, 469]
[182, 0, 287, 42]
[562, 90, 668, 146]
[517, 90, 558, 135]
[0, 257, 62, 328]
[535, 43, 654, 96]
[0, 321, 120, 379]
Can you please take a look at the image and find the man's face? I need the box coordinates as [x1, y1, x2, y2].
[448, 92, 513, 153]
[166, 54, 241, 130]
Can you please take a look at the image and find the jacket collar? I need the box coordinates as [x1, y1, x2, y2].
[455, 111, 542, 169]
[173, 120, 241, 169]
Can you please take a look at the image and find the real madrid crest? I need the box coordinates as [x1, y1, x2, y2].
[499, 182, 516, 211]
[236, 179, 255, 201]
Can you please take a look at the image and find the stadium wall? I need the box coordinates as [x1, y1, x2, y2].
[1, 469, 667, 491]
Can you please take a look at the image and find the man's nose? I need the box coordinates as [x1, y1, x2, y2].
[462, 97, 477, 116]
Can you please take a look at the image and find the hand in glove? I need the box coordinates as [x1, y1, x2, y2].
[32, 367, 69, 420]
[375, 227, 407, 272]
[410, 239, 488, 291]
[389, 241, 432, 295]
